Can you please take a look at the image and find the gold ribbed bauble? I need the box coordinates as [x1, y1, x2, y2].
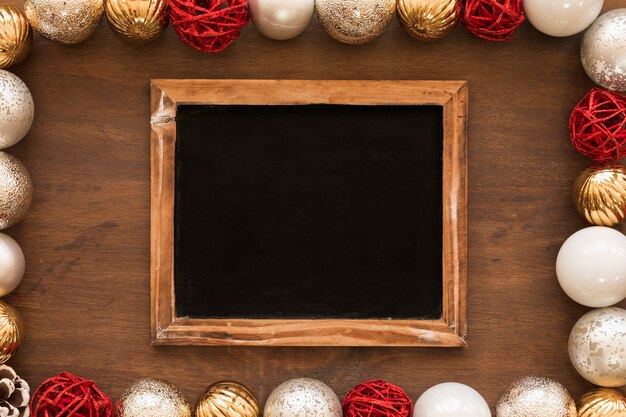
[0, 152, 32, 230]
[195, 381, 260, 417]
[24, 0, 104, 45]
[397, 0, 460, 41]
[116, 378, 191, 417]
[578, 388, 626, 417]
[0, 4, 32, 69]
[573, 162, 626, 227]
[315, 0, 396, 44]
[105, 0, 169, 43]
[0, 300, 22, 364]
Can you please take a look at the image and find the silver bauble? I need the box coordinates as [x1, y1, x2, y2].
[264, 378, 342, 417]
[581, 9, 626, 91]
[496, 376, 576, 417]
[115, 378, 191, 417]
[0, 152, 32, 230]
[0, 70, 33, 149]
[0, 233, 24, 297]
[315, 0, 396, 44]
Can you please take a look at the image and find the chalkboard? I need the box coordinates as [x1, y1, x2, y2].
[150, 80, 468, 346]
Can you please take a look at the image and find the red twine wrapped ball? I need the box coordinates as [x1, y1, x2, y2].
[31, 372, 112, 417]
[342, 380, 413, 417]
[570, 88, 626, 162]
[169, 0, 249, 54]
[461, 0, 524, 41]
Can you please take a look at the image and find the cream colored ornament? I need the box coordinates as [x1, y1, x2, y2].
[315, 0, 396, 44]
[569, 307, 626, 387]
[496, 376, 576, 417]
[0, 70, 33, 149]
[578, 388, 626, 417]
[0, 233, 24, 297]
[524, 0, 603, 37]
[264, 378, 342, 417]
[249, 0, 314, 40]
[0, 152, 32, 230]
[24, 0, 104, 45]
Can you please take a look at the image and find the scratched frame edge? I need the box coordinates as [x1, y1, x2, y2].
[150, 79, 468, 347]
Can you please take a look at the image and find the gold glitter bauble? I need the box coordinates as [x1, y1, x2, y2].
[0, 300, 22, 364]
[496, 376, 576, 417]
[578, 388, 626, 417]
[0, 152, 32, 230]
[195, 381, 260, 417]
[315, 0, 396, 44]
[24, 0, 104, 45]
[573, 162, 626, 227]
[115, 378, 191, 417]
[397, 0, 459, 41]
[105, 0, 169, 44]
[0, 4, 32, 69]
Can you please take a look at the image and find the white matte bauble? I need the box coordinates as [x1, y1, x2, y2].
[0, 233, 24, 297]
[264, 378, 342, 417]
[556, 227, 626, 307]
[581, 9, 626, 91]
[413, 382, 491, 417]
[569, 307, 626, 387]
[0, 70, 33, 149]
[523, 0, 603, 37]
[249, 0, 314, 40]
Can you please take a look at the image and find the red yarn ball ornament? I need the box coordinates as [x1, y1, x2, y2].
[342, 380, 413, 417]
[169, 0, 249, 54]
[461, 0, 524, 41]
[570, 88, 626, 162]
[31, 372, 112, 417]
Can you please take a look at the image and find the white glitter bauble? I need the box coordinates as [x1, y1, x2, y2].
[496, 376, 576, 417]
[581, 9, 626, 91]
[315, 0, 396, 44]
[264, 378, 342, 417]
[0, 70, 33, 149]
[249, 0, 314, 40]
[569, 307, 626, 387]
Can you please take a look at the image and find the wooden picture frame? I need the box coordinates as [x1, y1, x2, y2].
[150, 80, 468, 347]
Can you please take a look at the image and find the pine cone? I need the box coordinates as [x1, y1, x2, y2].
[0, 365, 29, 417]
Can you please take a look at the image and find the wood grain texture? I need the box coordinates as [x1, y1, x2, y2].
[3, 0, 626, 410]
[151, 79, 468, 347]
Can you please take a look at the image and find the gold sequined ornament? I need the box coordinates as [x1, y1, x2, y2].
[315, 0, 396, 44]
[397, 0, 460, 41]
[24, 0, 104, 45]
[578, 388, 626, 417]
[496, 376, 576, 417]
[0, 152, 32, 230]
[0, 300, 22, 364]
[105, 0, 169, 44]
[115, 378, 191, 417]
[0, 5, 32, 69]
[573, 162, 626, 227]
[195, 381, 260, 417]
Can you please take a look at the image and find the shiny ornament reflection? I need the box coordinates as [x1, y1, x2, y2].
[578, 388, 626, 417]
[0, 152, 32, 230]
[573, 163, 626, 226]
[397, 0, 460, 41]
[581, 9, 626, 91]
[0, 301, 22, 364]
[115, 378, 191, 417]
[556, 226, 626, 307]
[264, 378, 342, 417]
[249, 0, 314, 40]
[413, 382, 491, 417]
[496, 376, 576, 417]
[195, 381, 259, 417]
[24, 0, 104, 45]
[0, 233, 24, 297]
[315, 0, 396, 44]
[0, 5, 32, 69]
[106, 0, 169, 43]
[0, 70, 33, 149]
[524, 0, 603, 37]
[569, 307, 626, 387]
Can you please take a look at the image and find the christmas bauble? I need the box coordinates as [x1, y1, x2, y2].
[569, 307, 626, 387]
[397, 0, 460, 41]
[195, 381, 260, 417]
[315, 0, 396, 44]
[0, 233, 24, 297]
[0, 70, 33, 149]
[578, 388, 626, 417]
[496, 376, 576, 417]
[32, 372, 111, 417]
[581, 9, 626, 91]
[0, 152, 32, 230]
[461, 0, 524, 41]
[116, 378, 191, 417]
[573, 163, 626, 226]
[523, 0, 603, 37]
[556, 227, 626, 307]
[264, 378, 342, 417]
[413, 382, 491, 417]
[343, 380, 412, 417]
[0, 300, 22, 364]
[249, 0, 314, 40]
[0, 5, 32, 70]
[105, 0, 169, 43]
[24, 0, 104, 45]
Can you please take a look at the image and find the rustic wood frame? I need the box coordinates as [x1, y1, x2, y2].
[150, 80, 468, 347]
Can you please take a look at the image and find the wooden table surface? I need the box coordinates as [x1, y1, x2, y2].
[4, 0, 626, 410]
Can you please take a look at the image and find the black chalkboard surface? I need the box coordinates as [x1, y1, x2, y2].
[174, 104, 443, 320]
